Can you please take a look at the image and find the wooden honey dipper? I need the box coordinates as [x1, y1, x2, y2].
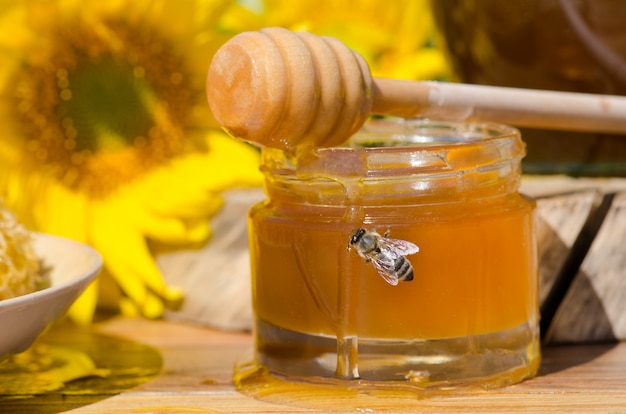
[207, 27, 626, 153]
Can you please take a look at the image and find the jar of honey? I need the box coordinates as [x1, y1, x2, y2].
[241, 118, 540, 394]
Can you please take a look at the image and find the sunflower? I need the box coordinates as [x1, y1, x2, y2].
[223, 0, 450, 81]
[0, 0, 262, 323]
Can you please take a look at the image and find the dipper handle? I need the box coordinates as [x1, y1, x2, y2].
[371, 78, 626, 135]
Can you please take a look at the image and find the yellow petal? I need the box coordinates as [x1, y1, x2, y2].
[89, 197, 182, 305]
[35, 179, 89, 242]
[138, 211, 214, 244]
[67, 280, 99, 325]
[138, 132, 261, 221]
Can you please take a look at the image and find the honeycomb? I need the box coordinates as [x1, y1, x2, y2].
[0, 203, 40, 300]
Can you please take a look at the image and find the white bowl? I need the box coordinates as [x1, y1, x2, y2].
[0, 233, 102, 360]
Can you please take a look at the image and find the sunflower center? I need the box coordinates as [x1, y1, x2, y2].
[12, 18, 196, 196]
[64, 61, 153, 153]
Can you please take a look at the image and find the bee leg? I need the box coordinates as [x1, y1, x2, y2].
[383, 229, 391, 238]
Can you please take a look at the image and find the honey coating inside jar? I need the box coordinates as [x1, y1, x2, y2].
[251, 198, 535, 340]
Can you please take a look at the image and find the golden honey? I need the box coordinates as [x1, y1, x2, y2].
[242, 119, 540, 394]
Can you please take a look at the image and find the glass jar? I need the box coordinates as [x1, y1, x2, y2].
[238, 118, 540, 399]
[431, 0, 626, 175]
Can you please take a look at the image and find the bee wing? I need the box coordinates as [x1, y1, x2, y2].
[380, 238, 420, 256]
[369, 256, 400, 286]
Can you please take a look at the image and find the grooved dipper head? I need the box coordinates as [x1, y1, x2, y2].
[207, 27, 373, 153]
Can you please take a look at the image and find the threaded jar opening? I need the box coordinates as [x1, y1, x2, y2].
[261, 118, 526, 207]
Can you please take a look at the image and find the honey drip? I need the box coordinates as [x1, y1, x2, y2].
[334, 179, 366, 379]
[237, 120, 541, 409]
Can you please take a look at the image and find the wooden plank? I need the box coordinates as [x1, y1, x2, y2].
[520, 175, 626, 198]
[534, 189, 602, 303]
[156, 188, 264, 331]
[4, 318, 626, 413]
[546, 192, 626, 343]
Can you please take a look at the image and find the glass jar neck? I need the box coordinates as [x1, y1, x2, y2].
[261, 119, 526, 207]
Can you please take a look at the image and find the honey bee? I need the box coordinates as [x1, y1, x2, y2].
[349, 228, 419, 286]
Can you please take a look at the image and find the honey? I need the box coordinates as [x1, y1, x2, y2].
[241, 119, 540, 397]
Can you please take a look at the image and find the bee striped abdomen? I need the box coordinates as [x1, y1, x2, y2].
[394, 257, 414, 282]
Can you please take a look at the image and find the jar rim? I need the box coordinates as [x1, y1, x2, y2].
[347, 118, 520, 148]
[262, 118, 525, 178]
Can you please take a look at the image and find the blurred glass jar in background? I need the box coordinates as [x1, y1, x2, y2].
[431, 0, 626, 176]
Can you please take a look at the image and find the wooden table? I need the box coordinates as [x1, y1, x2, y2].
[1, 317, 625, 413]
